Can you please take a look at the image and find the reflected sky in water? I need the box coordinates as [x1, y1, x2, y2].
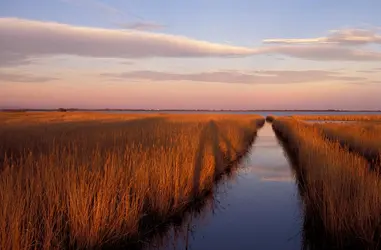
[145, 123, 302, 250]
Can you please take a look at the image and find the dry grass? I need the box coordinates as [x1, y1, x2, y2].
[291, 114, 381, 121]
[272, 117, 381, 249]
[316, 122, 381, 167]
[0, 111, 154, 124]
[0, 112, 264, 249]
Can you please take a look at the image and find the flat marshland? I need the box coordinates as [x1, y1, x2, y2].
[271, 116, 381, 249]
[0, 112, 264, 249]
[291, 114, 381, 121]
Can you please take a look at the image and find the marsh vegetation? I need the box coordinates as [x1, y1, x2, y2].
[291, 114, 381, 121]
[3, 111, 381, 249]
[0, 112, 264, 249]
[270, 116, 381, 249]
[317, 122, 381, 167]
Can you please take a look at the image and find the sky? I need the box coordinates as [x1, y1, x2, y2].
[1, 0, 381, 110]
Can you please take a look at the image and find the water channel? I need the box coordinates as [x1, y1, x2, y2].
[143, 122, 303, 250]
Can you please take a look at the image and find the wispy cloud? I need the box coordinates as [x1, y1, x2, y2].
[118, 21, 166, 31]
[1, 18, 381, 67]
[120, 61, 134, 65]
[264, 28, 381, 46]
[0, 18, 258, 66]
[346, 80, 381, 85]
[265, 45, 381, 61]
[101, 69, 369, 84]
[0, 52, 35, 67]
[0, 72, 57, 83]
[357, 68, 381, 73]
[357, 70, 376, 73]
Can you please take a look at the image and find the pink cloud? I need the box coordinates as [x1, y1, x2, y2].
[1, 18, 381, 68]
[101, 69, 368, 84]
[264, 28, 381, 46]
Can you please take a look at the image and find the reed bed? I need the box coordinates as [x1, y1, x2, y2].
[292, 114, 381, 121]
[0, 113, 264, 249]
[0, 111, 155, 124]
[272, 117, 381, 249]
[316, 122, 381, 167]
[0, 111, 262, 125]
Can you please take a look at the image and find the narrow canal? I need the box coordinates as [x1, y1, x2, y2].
[145, 122, 302, 250]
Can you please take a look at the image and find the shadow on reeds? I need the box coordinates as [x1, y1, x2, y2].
[193, 120, 250, 194]
[111, 121, 262, 250]
[126, 159, 245, 250]
[143, 167, 242, 250]
[0, 116, 264, 249]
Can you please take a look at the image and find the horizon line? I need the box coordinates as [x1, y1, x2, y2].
[1, 108, 381, 112]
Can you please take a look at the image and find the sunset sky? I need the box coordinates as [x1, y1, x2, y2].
[1, 0, 381, 110]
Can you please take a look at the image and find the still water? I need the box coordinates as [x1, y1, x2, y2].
[143, 123, 302, 250]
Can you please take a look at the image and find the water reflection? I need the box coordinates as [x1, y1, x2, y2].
[143, 171, 240, 250]
[141, 123, 302, 250]
[240, 163, 294, 182]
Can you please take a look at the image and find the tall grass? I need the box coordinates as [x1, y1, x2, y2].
[316, 122, 381, 167]
[0, 113, 264, 249]
[291, 114, 381, 121]
[272, 117, 381, 249]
